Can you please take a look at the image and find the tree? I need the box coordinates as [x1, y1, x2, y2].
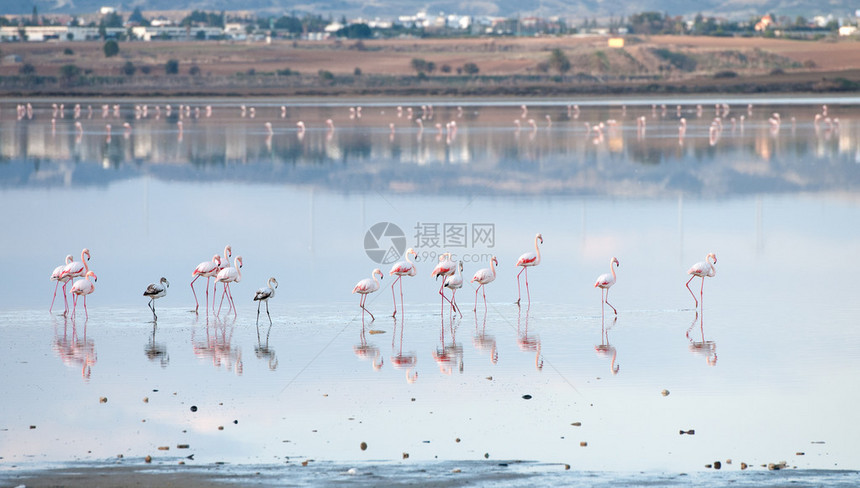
[59, 64, 81, 81]
[189, 65, 201, 76]
[19, 63, 36, 75]
[548, 48, 571, 74]
[103, 40, 119, 57]
[462, 62, 479, 75]
[121, 61, 136, 75]
[129, 7, 148, 25]
[165, 59, 179, 75]
[336, 23, 372, 39]
[411, 58, 429, 73]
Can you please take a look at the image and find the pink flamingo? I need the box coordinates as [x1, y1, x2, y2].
[444, 261, 464, 318]
[686, 253, 717, 308]
[144, 277, 169, 320]
[471, 256, 498, 312]
[353, 268, 383, 321]
[389, 248, 417, 317]
[61, 248, 91, 285]
[217, 256, 243, 317]
[191, 254, 221, 313]
[50, 254, 74, 314]
[594, 257, 619, 316]
[211, 245, 232, 312]
[71, 271, 97, 318]
[254, 277, 278, 325]
[515, 233, 543, 306]
[431, 253, 457, 313]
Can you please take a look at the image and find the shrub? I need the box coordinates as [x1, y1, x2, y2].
[165, 59, 179, 75]
[19, 63, 36, 75]
[103, 40, 119, 58]
[121, 61, 136, 76]
[713, 70, 738, 79]
[189, 65, 201, 76]
[318, 69, 334, 80]
[462, 62, 479, 75]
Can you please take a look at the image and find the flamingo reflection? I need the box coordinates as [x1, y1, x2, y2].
[686, 311, 717, 366]
[472, 309, 498, 365]
[391, 315, 418, 383]
[191, 314, 243, 375]
[145, 323, 169, 367]
[353, 320, 383, 371]
[255, 319, 278, 370]
[52, 316, 97, 379]
[595, 316, 620, 375]
[517, 305, 543, 371]
[433, 312, 464, 375]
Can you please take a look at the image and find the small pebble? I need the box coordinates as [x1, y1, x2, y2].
[571, 422, 582, 426]
[190, 406, 198, 412]
[347, 468, 357, 475]
[452, 468, 461, 473]
[713, 461, 721, 470]
[233, 420, 238, 424]
[99, 397, 108, 403]
[679, 429, 695, 435]
[116, 454, 123, 459]
[796, 452, 805, 456]
[360, 442, 367, 451]
[580, 441, 587, 447]
[484, 453, 489, 459]
[177, 444, 190, 449]
[661, 389, 670, 397]
[522, 394, 532, 400]
[145, 455, 152, 463]
[158, 446, 169, 451]
[301, 460, 309, 467]
[564, 464, 571, 470]
[143, 397, 149, 403]
[402, 452, 409, 459]
[29, 425, 36, 429]
[218, 426, 224, 430]
[455, 438, 461, 443]
[740, 462, 748, 470]
[705, 464, 713, 469]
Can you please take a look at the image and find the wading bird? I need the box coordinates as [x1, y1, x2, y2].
[253, 277, 278, 325]
[144, 277, 169, 320]
[389, 248, 417, 317]
[353, 269, 383, 321]
[686, 253, 717, 309]
[471, 256, 498, 312]
[50, 254, 73, 314]
[217, 256, 243, 317]
[594, 257, 619, 316]
[71, 271, 97, 318]
[516, 233, 543, 306]
[444, 261, 464, 318]
[191, 254, 221, 314]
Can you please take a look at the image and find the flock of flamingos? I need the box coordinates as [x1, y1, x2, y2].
[49, 236, 718, 324]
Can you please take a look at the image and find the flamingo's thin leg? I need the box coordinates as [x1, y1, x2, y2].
[516, 267, 525, 306]
[686, 276, 698, 308]
[265, 300, 271, 325]
[605, 288, 617, 315]
[50, 281, 61, 313]
[191, 275, 200, 313]
[391, 276, 400, 317]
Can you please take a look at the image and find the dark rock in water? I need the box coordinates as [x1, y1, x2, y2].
[679, 429, 695, 435]
[360, 441, 367, 451]
[522, 394, 532, 400]
[484, 453, 490, 459]
[190, 406, 198, 412]
[714, 461, 722, 469]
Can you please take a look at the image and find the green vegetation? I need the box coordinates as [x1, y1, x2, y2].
[548, 49, 571, 75]
[103, 40, 119, 58]
[651, 48, 697, 71]
[165, 59, 179, 75]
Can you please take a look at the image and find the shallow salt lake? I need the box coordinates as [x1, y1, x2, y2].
[0, 97, 859, 485]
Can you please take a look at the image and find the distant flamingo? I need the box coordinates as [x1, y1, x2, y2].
[217, 256, 243, 317]
[71, 271, 97, 318]
[471, 256, 498, 312]
[253, 277, 278, 325]
[686, 253, 717, 309]
[191, 254, 221, 314]
[353, 268, 383, 321]
[50, 254, 74, 314]
[594, 257, 619, 316]
[144, 277, 169, 320]
[444, 261, 464, 318]
[389, 248, 417, 317]
[431, 253, 457, 312]
[516, 233, 543, 306]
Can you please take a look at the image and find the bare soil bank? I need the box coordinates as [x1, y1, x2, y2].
[2, 35, 860, 97]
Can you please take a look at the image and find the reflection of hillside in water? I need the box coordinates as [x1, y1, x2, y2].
[2, 102, 858, 197]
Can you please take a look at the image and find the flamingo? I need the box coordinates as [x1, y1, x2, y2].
[50, 254, 74, 314]
[144, 277, 169, 320]
[61, 248, 91, 284]
[71, 271, 97, 318]
[191, 254, 221, 313]
[431, 253, 457, 312]
[444, 261, 464, 318]
[594, 257, 619, 316]
[217, 256, 243, 317]
[686, 253, 717, 309]
[253, 277, 278, 325]
[516, 233, 543, 306]
[211, 245, 232, 312]
[389, 248, 417, 317]
[353, 268, 383, 321]
[471, 256, 498, 312]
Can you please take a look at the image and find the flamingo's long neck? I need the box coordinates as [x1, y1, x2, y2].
[490, 258, 497, 277]
[610, 259, 617, 281]
[534, 236, 541, 264]
[234, 257, 242, 282]
[223, 247, 231, 268]
[82, 250, 90, 274]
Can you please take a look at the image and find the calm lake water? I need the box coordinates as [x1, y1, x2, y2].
[1, 96, 859, 486]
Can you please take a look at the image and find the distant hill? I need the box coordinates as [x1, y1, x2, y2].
[15, 0, 860, 20]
